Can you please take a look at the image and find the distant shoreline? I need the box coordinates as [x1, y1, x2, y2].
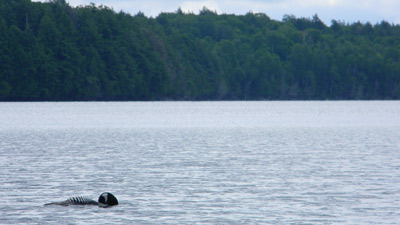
[1, 1, 399, 101]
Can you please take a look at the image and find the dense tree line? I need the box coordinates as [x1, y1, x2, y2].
[1, 0, 400, 100]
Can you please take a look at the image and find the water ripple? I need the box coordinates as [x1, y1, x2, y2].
[1, 102, 400, 224]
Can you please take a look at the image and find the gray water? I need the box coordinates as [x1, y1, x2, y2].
[1, 101, 400, 224]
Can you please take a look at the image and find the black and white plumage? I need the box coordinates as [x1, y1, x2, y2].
[44, 192, 118, 207]
[65, 196, 98, 205]
[98, 192, 118, 207]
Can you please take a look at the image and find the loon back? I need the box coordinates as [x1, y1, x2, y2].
[68, 196, 98, 205]
[44, 192, 118, 207]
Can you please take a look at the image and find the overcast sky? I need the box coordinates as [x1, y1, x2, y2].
[35, 0, 400, 25]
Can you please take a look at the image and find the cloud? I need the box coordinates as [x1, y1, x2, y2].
[220, 0, 400, 24]
[32, 0, 400, 24]
[180, 1, 221, 14]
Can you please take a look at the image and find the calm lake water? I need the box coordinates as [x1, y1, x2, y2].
[1, 101, 400, 224]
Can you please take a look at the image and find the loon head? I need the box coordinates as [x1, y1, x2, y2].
[98, 192, 118, 207]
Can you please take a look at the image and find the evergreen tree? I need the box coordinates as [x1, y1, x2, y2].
[0, 1, 399, 100]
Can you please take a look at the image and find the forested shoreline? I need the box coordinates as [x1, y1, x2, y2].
[1, 0, 400, 101]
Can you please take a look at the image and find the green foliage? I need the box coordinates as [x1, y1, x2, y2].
[1, 0, 400, 100]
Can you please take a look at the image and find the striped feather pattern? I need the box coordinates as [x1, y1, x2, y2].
[67, 196, 98, 205]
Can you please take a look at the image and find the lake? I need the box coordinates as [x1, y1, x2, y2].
[1, 101, 399, 224]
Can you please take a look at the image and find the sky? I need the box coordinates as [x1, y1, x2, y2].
[34, 0, 400, 25]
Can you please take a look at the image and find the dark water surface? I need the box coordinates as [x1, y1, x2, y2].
[1, 101, 399, 224]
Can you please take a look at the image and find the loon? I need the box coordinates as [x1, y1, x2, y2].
[44, 192, 118, 207]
